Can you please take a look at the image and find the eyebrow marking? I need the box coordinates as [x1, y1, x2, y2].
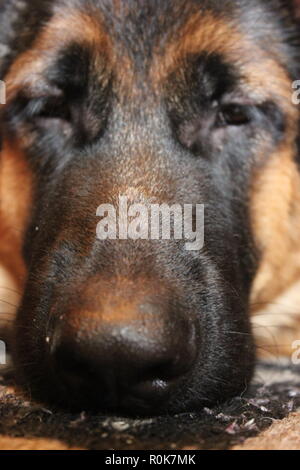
[4, 9, 112, 100]
[4, 5, 299, 129]
[151, 10, 297, 122]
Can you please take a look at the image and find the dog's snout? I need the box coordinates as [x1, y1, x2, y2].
[50, 300, 197, 413]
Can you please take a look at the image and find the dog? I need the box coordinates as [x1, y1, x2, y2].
[0, 0, 300, 416]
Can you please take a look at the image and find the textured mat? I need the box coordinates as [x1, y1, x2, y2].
[0, 360, 299, 450]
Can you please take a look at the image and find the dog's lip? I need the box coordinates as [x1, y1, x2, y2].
[115, 381, 173, 416]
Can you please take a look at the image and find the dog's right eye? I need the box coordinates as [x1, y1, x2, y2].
[28, 95, 71, 122]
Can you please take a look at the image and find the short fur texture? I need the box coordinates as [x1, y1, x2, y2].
[1, 0, 300, 416]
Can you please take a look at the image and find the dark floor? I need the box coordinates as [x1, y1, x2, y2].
[0, 360, 299, 450]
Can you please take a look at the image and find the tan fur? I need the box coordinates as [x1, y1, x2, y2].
[0, 139, 33, 328]
[5, 9, 111, 102]
[0, 436, 82, 450]
[0, 140, 32, 290]
[153, 11, 242, 80]
[154, 10, 295, 114]
[250, 144, 300, 354]
[233, 413, 300, 450]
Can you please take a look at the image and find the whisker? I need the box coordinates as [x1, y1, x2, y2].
[0, 299, 18, 308]
[251, 301, 300, 312]
[0, 287, 22, 296]
[226, 330, 252, 337]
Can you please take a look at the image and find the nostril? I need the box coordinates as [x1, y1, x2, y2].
[48, 313, 197, 413]
[132, 378, 171, 402]
[128, 356, 192, 406]
[140, 358, 186, 383]
[129, 349, 195, 403]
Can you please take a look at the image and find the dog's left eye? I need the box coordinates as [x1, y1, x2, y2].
[217, 104, 251, 126]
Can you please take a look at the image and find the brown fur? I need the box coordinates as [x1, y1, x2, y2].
[233, 413, 300, 450]
[250, 145, 300, 354]
[1, 3, 300, 375]
[5, 10, 111, 102]
[0, 436, 82, 450]
[0, 139, 32, 290]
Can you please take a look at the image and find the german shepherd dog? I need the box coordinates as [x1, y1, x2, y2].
[1, 0, 300, 416]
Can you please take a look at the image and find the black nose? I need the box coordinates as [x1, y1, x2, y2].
[51, 305, 196, 414]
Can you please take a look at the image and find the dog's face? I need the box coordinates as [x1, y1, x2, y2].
[1, 0, 299, 415]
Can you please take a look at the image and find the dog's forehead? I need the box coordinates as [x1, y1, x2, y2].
[52, 0, 279, 55]
[40, 0, 292, 89]
[5, 0, 295, 114]
[0, 0, 294, 84]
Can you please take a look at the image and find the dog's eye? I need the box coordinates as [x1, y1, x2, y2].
[33, 96, 71, 121]
[218, 104, 251, 126]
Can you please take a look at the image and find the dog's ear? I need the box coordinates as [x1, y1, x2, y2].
[0, 0, 52, 79]
[290, 0, 300, 17]
[277, 0, 300, 77]
[279, 0, 300, 19]
[0, 0, 28, 79]
[288, 0, 300, 159]
[0, 1, 52, 149]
